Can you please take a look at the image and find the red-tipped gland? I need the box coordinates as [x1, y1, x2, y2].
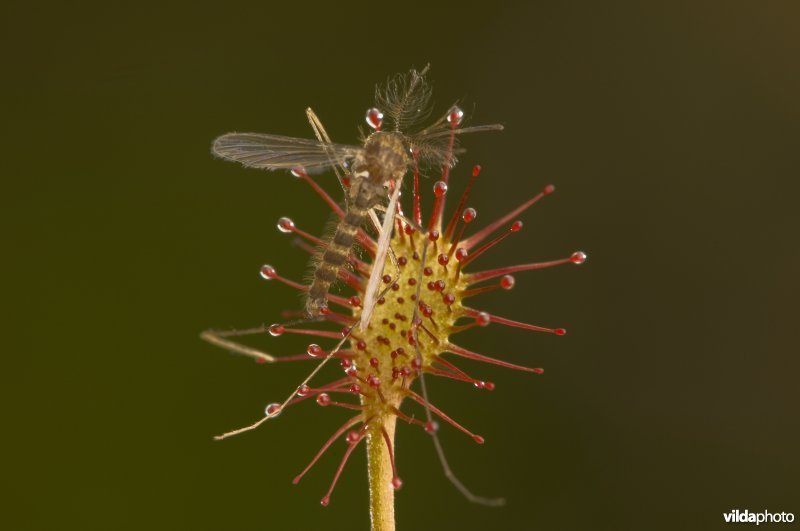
[316, 393, 331, 406]
[260, 265, 277, 280]
[424, 267, 433, 276]
[349, 295, 361, 307]
[265, 403, 282, 417]
[356, 340, 367, 351]
[392, 476, 403, 490]
[290, 167, 306, 178]
[444, 166, 482, 240]
[367, 374, 381, 388]
[484, 382, 496, 391]
[476, 312, 491, 327]
[292, 415, 362, 489]
[462, 186, 554, 249]
[347, 430, 362, 444]
[434, 181, 447, 197]
[443, 293, 455, 305]
[500, 275, 515, 289]
[543, 184, 556, 195]
[349, 383, 362, 394]
[469, 252, 581, 282]
[463, 308, 565, 336]
[473, 435, 485, 445]
[382, 274, 392, 284]
[277, 217, 295, 233]
[268, 324, 285, 336]
[460, 220, 523, 268]
[437, 253, 449, 266]
[455, 248, 468, 262]
[297, 384, 311, 397]
[307, 343, 323, 358]
[462, 208, 477, 223]
[366, 107, 384, 130]
[340, 358, 352, 369]
[369, 357, 379, 368]
[448, 343, 546, 373]
[425, 421, 439, 434]
[447, 106, 464, 125]
[429, 230, 440, 242]
[571, 251, 587, 264]
[320, 496, 330, 507]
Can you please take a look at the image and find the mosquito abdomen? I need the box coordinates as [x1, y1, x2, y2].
[306, 208, 368, 317]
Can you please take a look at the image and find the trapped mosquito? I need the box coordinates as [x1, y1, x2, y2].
[210, 65, 502, 326]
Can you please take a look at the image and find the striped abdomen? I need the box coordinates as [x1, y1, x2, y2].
[305, 174, 387, 318]
[305, 207, 368, 317]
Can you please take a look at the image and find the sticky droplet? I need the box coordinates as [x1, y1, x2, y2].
[447, 106, 464, 125]
[306, 343, 322, 357]
[571, 251, 587, 265]
[366, 107, 384, 130]
[316, 393, 331, 406]
[277, 217, 294, 233]
[260, 265, 277, 279]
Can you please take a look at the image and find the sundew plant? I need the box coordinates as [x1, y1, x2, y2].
[203, 67, 586, 531]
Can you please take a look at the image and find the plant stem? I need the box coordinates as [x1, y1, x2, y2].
[367, 415, 397, 531]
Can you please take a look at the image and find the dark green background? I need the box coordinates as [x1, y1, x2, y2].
[5, 1, 798, 530]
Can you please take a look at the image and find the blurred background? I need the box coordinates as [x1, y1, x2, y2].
[4, 1, 799, 530]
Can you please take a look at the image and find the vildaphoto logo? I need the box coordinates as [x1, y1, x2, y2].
[724, 509, 795, 525]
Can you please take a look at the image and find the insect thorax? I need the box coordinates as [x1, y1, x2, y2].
[354, 132, 410, 186]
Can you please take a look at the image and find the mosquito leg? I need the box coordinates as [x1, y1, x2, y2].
[409, 239, 506, 506]
[200, 327, 276, 363]
[372, 204, 426, 235]
[306, 107, 350, 195]
[213, 321, 358, 441]
[199, 313, 332, 362]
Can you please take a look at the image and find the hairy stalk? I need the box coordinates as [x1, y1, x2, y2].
[367, 415, 397, 531]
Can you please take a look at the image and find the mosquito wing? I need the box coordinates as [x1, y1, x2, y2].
[212, 132, 362, 171]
